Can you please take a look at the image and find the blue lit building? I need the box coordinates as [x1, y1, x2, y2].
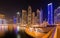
[48, 3, 54, 25]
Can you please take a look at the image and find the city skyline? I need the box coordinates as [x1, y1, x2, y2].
[0, 0, 60, 19]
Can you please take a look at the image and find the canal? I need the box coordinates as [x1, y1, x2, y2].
[0, 30, 34, 38]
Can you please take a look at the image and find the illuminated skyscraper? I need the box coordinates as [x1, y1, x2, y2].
[27, 6, 32, 26]
[40, 9, 43, 23]
[54, 6, 60, 24]
[48, 3, 54, 25]
[22, 10, 27, 25]
[36, 9, 40, 24]
[34, 16, 38, 25]
[31, 12, 35, 25]
[36, 9, 43, 24]
[19, 16, 21, 25]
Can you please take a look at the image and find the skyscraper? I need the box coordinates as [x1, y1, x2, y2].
[54, 6, 60, 24]
[31, 12, 35, 25]
[27, 6, 32, 26]
[34, 16, 38, 25]
[36, 9, 40, 24]
[40, 9, 43, 24]
[48, 3, 54, 25]
[21, 10, 27, 26]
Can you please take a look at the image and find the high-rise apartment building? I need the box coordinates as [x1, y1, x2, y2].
[21, 10, 27, 25]
[36, 9, 40, 24]
[36, 9, 43, 25]
[27, 6, 32, 26]
[31, 12, 35, 25]
[54, 6, 60, 24]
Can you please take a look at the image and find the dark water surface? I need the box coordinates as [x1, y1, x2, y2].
[0, 30, 33, 38]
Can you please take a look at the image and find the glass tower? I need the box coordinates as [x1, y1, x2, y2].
[48, 3, 54, 25]
[54, 6, 60, 24]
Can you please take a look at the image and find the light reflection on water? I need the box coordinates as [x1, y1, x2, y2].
[17, 34, 21, 38]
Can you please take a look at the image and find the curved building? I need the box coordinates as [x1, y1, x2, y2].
[54, 6, 60, 24]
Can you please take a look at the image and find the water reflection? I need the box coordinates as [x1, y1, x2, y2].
[0, 30, 33, 38]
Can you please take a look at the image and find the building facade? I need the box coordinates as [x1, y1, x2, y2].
[21, 10, 27, 26]
[27, 6, 32, 26]
[31, 12, 35, 25]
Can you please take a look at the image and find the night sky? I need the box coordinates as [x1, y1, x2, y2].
[0, 0, 60, 19]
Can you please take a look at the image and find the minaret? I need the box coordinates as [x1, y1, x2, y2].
[27, 6, 32, 26]
[21, 10, 27, 26]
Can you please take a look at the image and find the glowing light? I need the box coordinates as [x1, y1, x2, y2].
[17, 12, 20, 15]
[48, 3, 54, 25]
[14, 17, 17, 24]
[17, 34, 21, 38]
[29, 27, 33, 32]
[2, 19, 7, 25]
[0, 19, 2, 24]
[4, 25, 8, 31]
[17, 26, 20, 31]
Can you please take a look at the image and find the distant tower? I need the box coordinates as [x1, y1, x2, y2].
[20, 16, 21, 25]
[31, 12, 35, 25]
[48, 3, 54, 25]
[36, 9, 43, 24]
[27, 6, 32, 26]
[40, 9, 43, 23]
[34, 16, 38, 25]
[54, 6, 60, 24]
[36, 9, 40, 24]
[21, 10, 27, 26]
